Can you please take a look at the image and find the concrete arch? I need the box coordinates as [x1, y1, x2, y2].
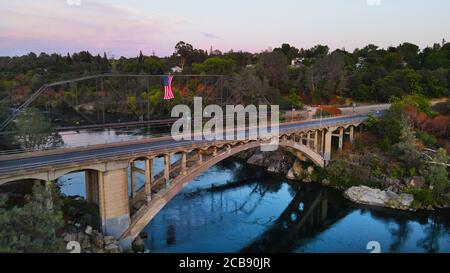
[53, 166, 105, 181]
[0, 173, 50, 185]
[121, 139, 324, 240]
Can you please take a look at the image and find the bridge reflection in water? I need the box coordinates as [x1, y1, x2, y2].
[241, 186, 350, 253]
[142, 160, 352, 253]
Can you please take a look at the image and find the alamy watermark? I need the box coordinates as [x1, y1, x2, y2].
[170, 97, 280, 151]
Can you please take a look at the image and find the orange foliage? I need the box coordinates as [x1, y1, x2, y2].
[422, 115, 450, 137]
[316, 105, 342, 116]
[404, 105, 427, 126]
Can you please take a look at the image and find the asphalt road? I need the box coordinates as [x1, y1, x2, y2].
[0, 113, 377, 175]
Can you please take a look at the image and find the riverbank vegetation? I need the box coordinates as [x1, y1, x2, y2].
[314, 95, 450, 209]
[0, 180, 118, 253]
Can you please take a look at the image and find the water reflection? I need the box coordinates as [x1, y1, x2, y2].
[56, 157, 450, 253]
[141, 159, 450, 253]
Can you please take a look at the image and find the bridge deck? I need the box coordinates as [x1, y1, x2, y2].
[0, 114, 371, 179]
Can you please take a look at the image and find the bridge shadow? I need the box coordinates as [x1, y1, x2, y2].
[240, 184, 352, 253]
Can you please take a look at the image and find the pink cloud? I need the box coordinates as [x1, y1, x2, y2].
[0, 0, 186, 57]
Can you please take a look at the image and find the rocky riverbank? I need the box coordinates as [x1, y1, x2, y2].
[344, 186, 414, 210]
[236, 149, 432, 211]
[60, 224, 123, 253]
[235, 148, 296, 174]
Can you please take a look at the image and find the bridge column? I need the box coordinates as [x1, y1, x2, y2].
[144, 158, 153, 202]
[306, 132, 311, 147]
[314, 131, 319, 152]
[164, 154, 170, 187]
[338, 128, 344, 150]
[98, 168, 130, 239]
[198, 151, 203, 163]
[349, 126, 354, 144]
[321, 129, 325, 155]
[181, 152, 187, 175]
[85, 170, 99, 204]
[130, 162, 137, 198]
[324, 129, 333, 164]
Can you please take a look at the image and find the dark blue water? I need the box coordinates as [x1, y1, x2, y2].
[59, 159, 450, 253]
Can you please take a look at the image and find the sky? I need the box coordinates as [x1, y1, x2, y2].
[0, 0, 449, 57]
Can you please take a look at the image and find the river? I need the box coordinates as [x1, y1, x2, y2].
[58, 156, 450, 253]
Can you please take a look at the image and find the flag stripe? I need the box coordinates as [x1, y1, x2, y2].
[163, 75, 175, 100]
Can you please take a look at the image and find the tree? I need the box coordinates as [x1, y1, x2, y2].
[192, 57, 235, 75]
[306, 51, 347, 103]
[425, 148, 449, 201]
[282, 88, 303, 109]
[227, 68, 274, 105]
[174, 41, 194, 69]
[274, 43, 300, 63]
[0, 181, 64, 253]
[31, 74, 43, 90]
[256, 51, 288, 90]
[143, 57, 163, 74]
[15, 108, 63, 150]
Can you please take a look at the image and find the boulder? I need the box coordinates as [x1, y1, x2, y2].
[246, 153, 265, 166]
[406, 176, 425, 189]
[344, 186, 414, 210]
[321, 179, 330, 186]
[104, 236, 115, 245]
[286, 159, 303, 180]
[132, 236, 145, 253]
[105, 243, 120, 253]
[84, 225, 93, 235]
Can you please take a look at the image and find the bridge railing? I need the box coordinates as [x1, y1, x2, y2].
[0, 111, 382, 156]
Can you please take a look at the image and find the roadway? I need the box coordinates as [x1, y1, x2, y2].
[0, 112, 379, 175]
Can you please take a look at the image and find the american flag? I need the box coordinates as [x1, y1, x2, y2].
[163, 75, 175, 100]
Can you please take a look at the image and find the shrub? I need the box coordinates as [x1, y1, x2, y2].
[406, 189, 434, 207]
[416, 131, 438, 148]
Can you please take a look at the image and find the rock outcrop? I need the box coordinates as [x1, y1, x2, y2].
[61, 225, 123, 253]
[286, 159, 314, 182]
[344, 186, 414, 210]
[245, 149, 295, 174]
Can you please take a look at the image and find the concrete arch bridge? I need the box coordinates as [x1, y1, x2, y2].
[0, 115, 367, 246]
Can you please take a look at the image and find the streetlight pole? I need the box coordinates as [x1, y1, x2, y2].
[292, 106, 296, 122]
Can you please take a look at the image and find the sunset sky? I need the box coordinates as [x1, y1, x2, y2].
[1, 0, 449, 57]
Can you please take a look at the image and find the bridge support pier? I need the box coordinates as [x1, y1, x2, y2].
[144, 158, 153, 202]
[181, 152, 187, 175]
[198, 151, 203, 163]
[164, 154, 170, 187]
[338, 128, 344, 150]
[98, 168, 130, 239]
[349, 126, 354, 143]
[324, 129, 333, 164]
[130, 162, 137, 198]
[85, 170, 99, 204]
[314, 131, 319, 152]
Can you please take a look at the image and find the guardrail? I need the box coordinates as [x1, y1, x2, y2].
[0, 109, 384, 156]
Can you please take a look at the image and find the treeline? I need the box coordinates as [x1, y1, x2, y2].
[0, 40, 449, 108]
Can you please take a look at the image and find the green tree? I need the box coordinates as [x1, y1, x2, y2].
[192, 57, 235, 75]
[0, 181, 64, 253]
[174, 41, 194, 69]
[282, 88, 303, 109]
[15, 108, 63, 150]
[256, 51, 288, 90]
[390, 94, 434, 116]
[306, 51, 347, 103]
[425, 148, 449, 201]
